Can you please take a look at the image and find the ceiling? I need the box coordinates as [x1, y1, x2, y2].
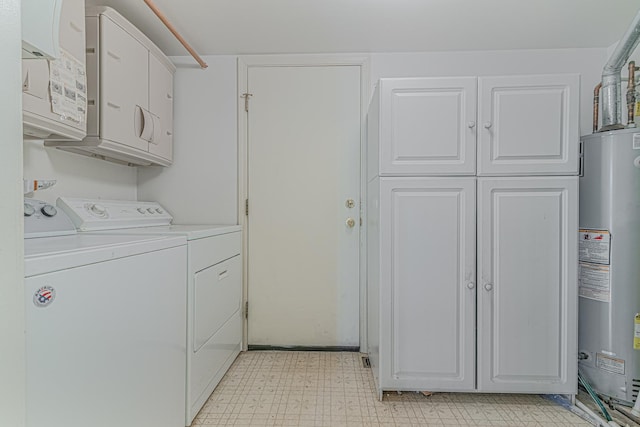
[85, 0, 640, 57]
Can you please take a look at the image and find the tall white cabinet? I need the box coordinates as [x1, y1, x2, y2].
[367, 75, 579, 397]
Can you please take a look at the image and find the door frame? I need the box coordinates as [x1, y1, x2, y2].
[237, 54, 371, 351]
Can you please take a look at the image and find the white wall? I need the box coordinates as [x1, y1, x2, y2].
[23, 141, 137, 205]
[0, 1, 25, 426]
[137, 55, 238, 224]
[371, 48, 607, 137]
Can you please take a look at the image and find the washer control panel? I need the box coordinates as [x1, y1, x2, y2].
[57, 197, 173, 231]
[24, 199, 77, 238]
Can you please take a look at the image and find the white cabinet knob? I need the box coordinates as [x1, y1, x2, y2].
[467, 121, 476, 129]
[484, 122, 493, 129]
[466, 282, 475, 290]
[484, 283, 493, 291]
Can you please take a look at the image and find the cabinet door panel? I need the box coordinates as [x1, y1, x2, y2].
[477, 177, 578, 393]
[100, 15, 148, 151]
[58, 0, 85, 61]
[478, 74, 579, 176]
[380, 178, 476, 391]
[148, 53, 173, 161]
[380, 77, 477, 176]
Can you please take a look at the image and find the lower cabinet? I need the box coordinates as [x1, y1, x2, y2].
[367, 176, 578, 396]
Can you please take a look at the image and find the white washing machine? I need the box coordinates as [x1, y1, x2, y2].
[24, 199, 188, 427]
[56, 197, 243, 425]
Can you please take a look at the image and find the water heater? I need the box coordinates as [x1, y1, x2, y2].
[578, 128, 640, 405]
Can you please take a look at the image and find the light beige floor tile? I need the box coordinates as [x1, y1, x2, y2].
[189, 351, 592, 427]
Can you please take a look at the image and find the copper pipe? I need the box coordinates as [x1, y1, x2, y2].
[627, 61, 637, 127]
[593, 82, 602, 133]
[143, 0, 208, 69]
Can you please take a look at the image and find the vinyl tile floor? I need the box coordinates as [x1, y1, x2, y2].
[191, 351, 592, 426]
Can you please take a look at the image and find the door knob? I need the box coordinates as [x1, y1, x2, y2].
[466, 282, 475, 290]
[484, 122, 493, 129]
[484, 283, 493, 291]
[345, 199, 356, 209]
[346, 218, 356, 228]
[467, 121, 476, 129]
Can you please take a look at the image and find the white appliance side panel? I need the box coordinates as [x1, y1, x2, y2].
[477, 177, 578, 393]
[99, 15, 148, 151]
[26, 246, 187, 427]
[477, 74, 579, 176]
[193, 255, 242, 351]
[189, 310, 241, 424]
[379, 77, 477, 176]
[380, 177, 476, 391]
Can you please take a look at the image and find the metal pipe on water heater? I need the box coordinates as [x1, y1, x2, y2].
[600, 9, 640, 131]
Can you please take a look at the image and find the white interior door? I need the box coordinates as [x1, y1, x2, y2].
[246, 65, 361, 347]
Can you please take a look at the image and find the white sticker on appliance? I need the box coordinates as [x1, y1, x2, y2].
[579, 229, 611, 265]
[579, 262, 611, 302]
[596, 353, 625, 375]
[634, 133, 640, 149]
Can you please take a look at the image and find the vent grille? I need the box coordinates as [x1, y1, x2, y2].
[632, 378, 640, 399]
[361, 356, 371, 368]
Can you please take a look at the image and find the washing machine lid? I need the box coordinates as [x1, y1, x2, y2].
[24, 234, 186, 277]
[92, 224, 242, 240]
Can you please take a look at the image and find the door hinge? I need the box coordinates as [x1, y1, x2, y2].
[241, 92, 253, 112]
[245, 199, 249, 216]
[244, 301, 249, 319]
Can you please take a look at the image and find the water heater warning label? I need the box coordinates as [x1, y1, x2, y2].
[579, 229, 610, 265]
[579, 263, 610, 302]
[596, 353, 625, 375]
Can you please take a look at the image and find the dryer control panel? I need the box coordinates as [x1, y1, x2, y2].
[57, 197, 173, 231]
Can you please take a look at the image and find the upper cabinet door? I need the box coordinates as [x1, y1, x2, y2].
[58, 0, 86, 61]
[477, 177, 578, 393]
[379, 77, 477, 176]
[100, 15, 149, 151]
[477, 74, 579, 176]
[379, 177, 476, 391]
[148, 53, 174, 161]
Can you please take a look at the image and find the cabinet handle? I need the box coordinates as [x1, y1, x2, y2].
[107, 50, 121, 61]
[467, 121, 476, 129]
[166, 93, 173, 100]
[466, 282, 475, 290]
[166, 131, 172, 136]
[107, 102, 121, 110]
[218, 270, 228, 280]
[70, 21, 82, 33]
[483, 122, 493, 129]
[484, 283, 493, 291]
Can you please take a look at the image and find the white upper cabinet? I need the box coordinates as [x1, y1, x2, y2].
[100, 15, 149, 152]
[371, 77, 477, 177]
[476, 177, 578, 393]
[369, 74, 579, 177]
[478, 74, 579, 176]
[22, 0, 86, 140]
[45, 7, 176, 167]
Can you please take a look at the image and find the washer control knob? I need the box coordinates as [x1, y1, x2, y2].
[155, 208, 164, 214]
[24, 203, 36, 217]
[137, 208, 146, 214]
[41, 204, 57, 217]
[146, 208, 155, 214]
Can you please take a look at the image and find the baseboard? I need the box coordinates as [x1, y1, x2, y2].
[248, 345, 360, 352]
